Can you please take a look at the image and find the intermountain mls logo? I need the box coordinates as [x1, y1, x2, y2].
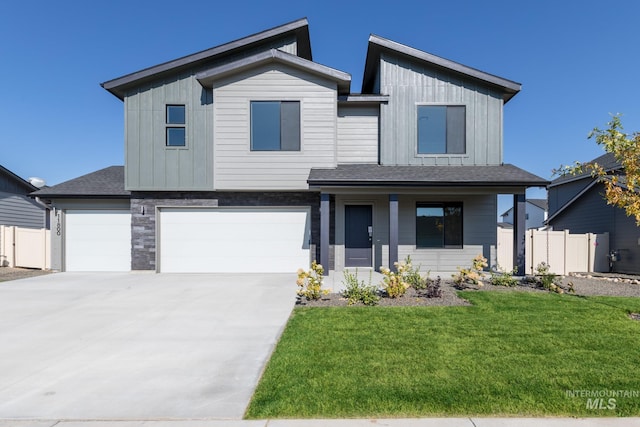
[565, 389, 640, 410]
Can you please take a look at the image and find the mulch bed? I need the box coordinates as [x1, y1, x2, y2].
[297, 274, 640, 307]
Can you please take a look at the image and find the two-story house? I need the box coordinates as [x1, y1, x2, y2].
[32, 18, 548, 274]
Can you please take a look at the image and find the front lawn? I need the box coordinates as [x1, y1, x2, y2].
[246, 292, 640, 418]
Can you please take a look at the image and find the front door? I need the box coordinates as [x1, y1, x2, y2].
[345, 205, 373, 267]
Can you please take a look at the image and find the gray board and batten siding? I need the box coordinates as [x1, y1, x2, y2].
[378, 52, 505, 167]
[123, 37, 298, 191]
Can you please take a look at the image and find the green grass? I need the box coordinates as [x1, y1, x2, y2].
[245, 292, 640, 418]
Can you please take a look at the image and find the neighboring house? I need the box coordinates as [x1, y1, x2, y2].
[500, 198, 548, 229]
[1, 165, 48, 266]
[547, 152, 639, 274]
[32, 18, 547, 274]
[0, 164, 47, 230]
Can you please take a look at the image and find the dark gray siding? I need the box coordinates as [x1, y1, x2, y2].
[0, 192, 45, 229]
[548, 177, 592, 215]
[549, 185, 639, 274]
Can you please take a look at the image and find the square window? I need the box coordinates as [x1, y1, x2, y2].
[416, 202, 463, 248]
[166, 105, 186, 147]
[251, 101, 300, 151]
[166, 105, 185, 124]
[166, 127, 186, 147]
[417, 105, 465, 154]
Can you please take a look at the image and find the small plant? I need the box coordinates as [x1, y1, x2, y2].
[532, 262, 564, 293]
[489, 266, 519, 287]
[402, 256, 428, 290]
[380, 261, 410, 298]
[452, 254, 488, 289]
[426, 276, 443, 298]
[341, 269, 380, 306]
[296, 261, 330, 300]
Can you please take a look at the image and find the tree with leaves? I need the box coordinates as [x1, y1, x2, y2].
[555, 115, 640, 225]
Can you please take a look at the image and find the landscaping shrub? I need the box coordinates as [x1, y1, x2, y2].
[296, 261, 330, 300]
[379, 261, 410, 298]
[489, 266, 519, 287]
[341, 269, 380, 306]
[452, 254, 488, 289]
[425, 276, 443, 298]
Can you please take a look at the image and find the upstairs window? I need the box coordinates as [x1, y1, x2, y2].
[417, 105, 465, 154]
[416, 202, 463, 248]
[251, 101, 300, 151]
[166, 105, 186, 147]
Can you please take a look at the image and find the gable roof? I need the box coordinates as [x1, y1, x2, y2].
[500, 198, 548, 217]
[549, 152, 621, 187]
[196, 48, 351, 95]
[528, 198, 548, 211]
[0, 164, 38, 193]
[30, 166, 129, 198]
[308, 164, 548, 188]
[101, 18, 311, 100]
[362, 35, 521, 102]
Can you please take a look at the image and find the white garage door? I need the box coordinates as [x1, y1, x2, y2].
[159, 208, 310, 273]
[65, 210, 131, 272]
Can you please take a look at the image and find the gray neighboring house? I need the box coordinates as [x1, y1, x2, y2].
[547, 153, 639, 274]
[500, 198, 548, 229]
[0, 164, 47, 230]
[1, 164, 48, 266]
[32, 18, 548, 273]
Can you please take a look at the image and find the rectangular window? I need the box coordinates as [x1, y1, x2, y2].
[251, 101, 300, 151]
[417, 105, 465, 154]
[416, 202, 463, 248]
[166, 105, 186, 147]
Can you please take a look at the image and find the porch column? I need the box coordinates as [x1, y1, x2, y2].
[320, 193, 330, 276]
[389, 193, 399, 271]
[513, 193, 526, 275]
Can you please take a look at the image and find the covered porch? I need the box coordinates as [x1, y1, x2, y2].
[308, 164, 549, 276]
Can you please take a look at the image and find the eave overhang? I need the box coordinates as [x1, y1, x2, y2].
[196, 49, 351, 95]
[101, 18, 312, 100]
[308, 164, 549, 189]
[362, 35, 521, 103]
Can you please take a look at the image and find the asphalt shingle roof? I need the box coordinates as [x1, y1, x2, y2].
[308, 164, 549, 187]
[30, 166, 129, 198]
[550, 152, 621, 186]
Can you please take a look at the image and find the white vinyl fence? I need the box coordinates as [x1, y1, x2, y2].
[497, 228, 609, 275]
[0, 225, 50, 269]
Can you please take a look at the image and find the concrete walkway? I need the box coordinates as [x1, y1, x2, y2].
[0, 273, 296, 420]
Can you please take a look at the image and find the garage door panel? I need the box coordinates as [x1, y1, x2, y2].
[66, 210, 131, 272]
[159, 208, 310, 273]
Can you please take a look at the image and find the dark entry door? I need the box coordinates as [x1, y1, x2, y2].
[345, 205, 373, 267]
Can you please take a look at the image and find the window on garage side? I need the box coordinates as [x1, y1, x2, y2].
[251, 101, 300, 151]
[417, 105, 465, 154]
[166, 104, 186, 147]
[416, 202, 463, 248]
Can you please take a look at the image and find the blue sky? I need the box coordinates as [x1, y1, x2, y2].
[1, 0, 639, 216]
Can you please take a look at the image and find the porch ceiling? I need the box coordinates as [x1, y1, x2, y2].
[308, 164, 549, 188]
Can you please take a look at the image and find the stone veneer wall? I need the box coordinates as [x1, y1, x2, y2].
[130, 191, 321, 270]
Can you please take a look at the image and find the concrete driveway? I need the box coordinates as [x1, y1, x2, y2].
[0, 272, 296, 420]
